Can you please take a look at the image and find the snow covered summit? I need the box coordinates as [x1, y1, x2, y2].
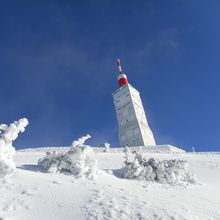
[0, 145, 219, 220]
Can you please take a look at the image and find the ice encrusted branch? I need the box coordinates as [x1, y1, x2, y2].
[71, 134, 91, 148]
[0, 118, 29, 178]
[38, 134, 99, 179]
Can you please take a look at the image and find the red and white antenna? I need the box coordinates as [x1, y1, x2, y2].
[116, 58, 123, 74]
[116, 58, 128, 88]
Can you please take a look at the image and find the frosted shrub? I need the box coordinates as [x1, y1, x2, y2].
[123, 150, 196, 184]
[0, 118, 29, 178]
[99, 142, 110, 152]
[38, 135, 98, 179]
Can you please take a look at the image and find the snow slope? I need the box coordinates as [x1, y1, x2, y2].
[1, 148, 220, 220]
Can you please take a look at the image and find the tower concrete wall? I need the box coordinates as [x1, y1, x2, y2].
[113, 84, 156, 147]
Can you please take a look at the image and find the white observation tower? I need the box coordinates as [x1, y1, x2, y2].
[112, 59, 156, 147]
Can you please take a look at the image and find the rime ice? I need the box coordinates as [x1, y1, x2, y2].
[123, 150, 196, 184]
[0, 118, 29, 178]
[38, 135, 98, 179]
[99, 142, 111, 152]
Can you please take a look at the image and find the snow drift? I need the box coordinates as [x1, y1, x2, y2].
[122, 149, 196, 184]
[0, 118, 29, 178]
[38, 135, 98, 179]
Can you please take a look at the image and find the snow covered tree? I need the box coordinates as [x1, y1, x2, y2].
[123, 146, 130, 165]
[38, 134, 99, 179]
[99, 142, 111, 152]
[0, 118, 29, 178]
[122, 150, 196, 184]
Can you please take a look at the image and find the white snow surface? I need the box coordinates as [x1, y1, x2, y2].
[0, 118, 28, 178]
[1, 147, 220, 220]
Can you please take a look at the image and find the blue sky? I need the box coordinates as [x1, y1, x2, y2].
[0, 1, 219, 151]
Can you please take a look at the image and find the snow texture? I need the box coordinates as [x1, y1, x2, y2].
[0, 118, 28, 178]
[1, 147, 220, 220]
[123, 150, 196, 184]
[38, 135, 98, 179]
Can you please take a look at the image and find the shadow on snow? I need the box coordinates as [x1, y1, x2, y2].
[17, 164, 47, 173]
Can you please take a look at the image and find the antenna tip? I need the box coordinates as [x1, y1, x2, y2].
[116, 58, 121, 66]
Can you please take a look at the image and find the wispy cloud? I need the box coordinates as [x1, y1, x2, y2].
[135, 28, 181, 61]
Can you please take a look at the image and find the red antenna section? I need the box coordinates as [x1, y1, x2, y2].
[116, 58, 128, 88]
[116, 58, 123, 74]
